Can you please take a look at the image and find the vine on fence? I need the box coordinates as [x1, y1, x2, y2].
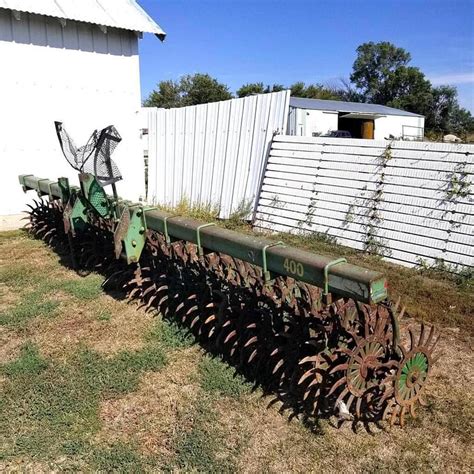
[342, 143, 393, 257]
[444, 158, 472, 201]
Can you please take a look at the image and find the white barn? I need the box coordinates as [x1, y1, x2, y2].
[0, 0, 166, 215]
[288, 97, 425, 141]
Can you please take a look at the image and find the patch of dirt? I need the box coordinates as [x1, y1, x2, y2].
[94, 347, 202, 457]
[0, 327, 25, 363]
[0, 282, 20, 312]
[30, 296, 152, 360]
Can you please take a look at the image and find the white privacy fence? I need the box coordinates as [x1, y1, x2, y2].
[254, 136, 474, 268]
[144, 90, 290, 218]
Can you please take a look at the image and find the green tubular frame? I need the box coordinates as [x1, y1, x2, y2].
[19, 174, 389, 304]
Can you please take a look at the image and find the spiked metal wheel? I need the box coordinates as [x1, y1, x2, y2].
[382, 323, 440, 427]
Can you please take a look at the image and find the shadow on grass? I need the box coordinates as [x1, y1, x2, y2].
[24, 224, 336, 437]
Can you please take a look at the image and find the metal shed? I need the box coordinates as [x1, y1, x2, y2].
[0, 0, 166, 215]
[288, 97, 425, 141]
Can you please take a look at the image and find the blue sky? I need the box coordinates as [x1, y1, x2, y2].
[138, 0, 474, 112]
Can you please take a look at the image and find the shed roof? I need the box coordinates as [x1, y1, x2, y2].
[0, 0, 166, 40]
[289, 97, 423, 117]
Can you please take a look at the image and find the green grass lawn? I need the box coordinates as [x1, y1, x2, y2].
[0, 230, 473, 472]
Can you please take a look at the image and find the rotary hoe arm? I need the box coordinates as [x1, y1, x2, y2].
[18, 173, 439, 429]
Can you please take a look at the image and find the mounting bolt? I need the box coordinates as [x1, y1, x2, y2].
[132, 240, 137, 247]
[139, 226, 145, 234]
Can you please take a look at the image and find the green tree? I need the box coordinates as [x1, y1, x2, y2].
[425, 85, 474, 134]
[289, 82, 340, 100]
[237, 82, 266, 97]
[350, 41, 411, 103]
[385, 66, 433, 115]
[144, 74, 232, 108]
[180, 73, 232, 106]
[237, 82, 285, 97]
[143, 79, 182, 108]
[331, 78, 364, 102]
[350, 41, 474, 134]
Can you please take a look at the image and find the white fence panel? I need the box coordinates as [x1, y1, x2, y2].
[144, 90, 290, 218]
[254, 136, 474, 268]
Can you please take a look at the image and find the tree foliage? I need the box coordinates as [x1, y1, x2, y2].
[237, 83, 285, 97]
[350, 42, 411, 103]
[144, 73, 232, 108]
[350, 41, 474, 134]
[289, 82, 341, 100]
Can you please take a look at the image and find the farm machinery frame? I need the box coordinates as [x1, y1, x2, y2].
[17, 123, 439, 429]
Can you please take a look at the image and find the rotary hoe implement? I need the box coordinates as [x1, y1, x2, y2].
[18, 122, 439, 429]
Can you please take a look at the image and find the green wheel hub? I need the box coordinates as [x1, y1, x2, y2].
[395, 351, 429, 406]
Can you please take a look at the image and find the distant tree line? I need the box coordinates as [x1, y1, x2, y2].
[144, 41, 474, 136]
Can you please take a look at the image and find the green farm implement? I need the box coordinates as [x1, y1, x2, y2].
[17, 123, 439, 428]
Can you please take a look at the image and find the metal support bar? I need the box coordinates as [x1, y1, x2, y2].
[323, 258, 347, 296]
[47, 181, 58, 200]
[141, 206, 158, 231]
[19, 174, 34, 192]
[163, 215, 177, 245]
[262, 241, 285, 281]
[36, 179, 50, 197]
[196, 223, 216, 256]
[19, 175, 388, 304]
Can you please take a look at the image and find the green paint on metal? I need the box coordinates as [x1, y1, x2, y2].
[36, 179, 50, 198]
[262, 241, 285, 281]
[323, 258, 347, 295]
[19, 174, 34, 193]
[58, 177, 70, 204]
[196, 223, 216, 256]
[122, 206, 147, 264]
[79, 174, 111, 218]
[70, 195, 88, 234]
[398, 352, 429, 392]
[162, 215, 176, 245]
[88, 179, 110, 217]
[18, 174, 391, 304]
[370, 277, 389, 305]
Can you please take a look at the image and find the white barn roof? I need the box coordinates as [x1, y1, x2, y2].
[0, 0, 166, 40]
[290, 97, 423, 117]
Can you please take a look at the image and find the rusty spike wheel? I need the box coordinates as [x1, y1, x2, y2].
[383, 323, 440, 427]
[328, 302, 397, 421]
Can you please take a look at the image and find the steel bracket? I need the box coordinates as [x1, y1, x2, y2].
[196, 223, 216, 256]
[79, 173, 112, 218]
[163, 215, 178, 245]
[323, 258, 347, 303]
[117, 205, 158, 263]
[262, 241, 286, 281]
[69, 193, 88, 235]
[57, 177, 70, 204]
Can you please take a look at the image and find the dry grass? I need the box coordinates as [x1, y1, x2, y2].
[95, 348, 202, 458]
[211, 324, 474, 473]
[1, 230, 473, 472]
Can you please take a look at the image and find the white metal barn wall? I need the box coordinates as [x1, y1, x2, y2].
[145, 90, 290, 218]
[254, 136, 474, 268]
[0, 9, 144, 215]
